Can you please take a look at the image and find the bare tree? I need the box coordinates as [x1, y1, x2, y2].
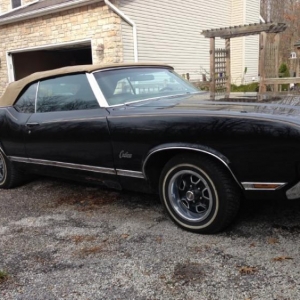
[261, 0, 300, 70]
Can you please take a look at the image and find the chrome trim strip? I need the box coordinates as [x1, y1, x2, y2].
[242, 182, 287, 191]
[41, 116, 106, 124]
[116, 169, 144, 179]
[92, 65, 172, 74]
[142, 146, 242, 189]
[9, 156, 116, 175]
[105, 92, 202, 108]
[35, 81, 39, 113]
[86, 73, 109, 108]
[9, 156, 145, 179]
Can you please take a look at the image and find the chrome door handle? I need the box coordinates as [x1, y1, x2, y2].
[26, 122, 40, 128]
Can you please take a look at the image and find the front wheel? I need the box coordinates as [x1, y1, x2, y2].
[159, 155, 241, 234]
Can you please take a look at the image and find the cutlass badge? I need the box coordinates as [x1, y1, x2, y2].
[119, 150, 133, 159]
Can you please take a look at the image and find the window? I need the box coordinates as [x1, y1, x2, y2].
[94, 68, 198, 106]
[36, 74, 99, 113]
[14, 83, 37, 114]
[11, 0, 21, 9]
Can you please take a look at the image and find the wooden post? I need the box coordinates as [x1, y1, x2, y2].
[297, 48, 300, 78]
[274, 33, 280, 93]
[259, 32, 267, 96]
[225, 38, 231, 98]
[210, 37, 216, 100]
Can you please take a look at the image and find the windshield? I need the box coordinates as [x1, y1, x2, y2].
[93, 67, 199, 106]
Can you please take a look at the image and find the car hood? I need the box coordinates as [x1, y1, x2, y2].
[119, 93, 300, 120]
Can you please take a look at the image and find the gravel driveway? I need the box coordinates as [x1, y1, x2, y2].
[0, 177, 300, 300]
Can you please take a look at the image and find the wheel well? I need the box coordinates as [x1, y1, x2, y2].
[143, 149, 241, 192]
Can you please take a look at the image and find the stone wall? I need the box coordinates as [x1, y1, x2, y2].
[0, 2, 123, 96]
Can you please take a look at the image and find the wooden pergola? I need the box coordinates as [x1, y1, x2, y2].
[202, 22, 288, 99]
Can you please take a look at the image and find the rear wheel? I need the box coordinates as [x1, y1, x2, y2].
[0, 151, 24, 189]
[159, 154, 241, 234]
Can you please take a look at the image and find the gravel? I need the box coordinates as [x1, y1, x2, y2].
[0, 177, 300, 300]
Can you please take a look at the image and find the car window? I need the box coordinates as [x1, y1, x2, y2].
[36, 74, 99, 113]
[94, 68, 198, 106]
[14, 83, 37, 114]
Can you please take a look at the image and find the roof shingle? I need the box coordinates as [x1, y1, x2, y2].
[0, 0, 99, 24]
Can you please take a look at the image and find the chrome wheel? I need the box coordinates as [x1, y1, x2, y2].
[0, 152, 6, 183]
[168, 170, 213, 222]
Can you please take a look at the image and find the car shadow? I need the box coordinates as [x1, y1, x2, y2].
[226, 198, 300, 237]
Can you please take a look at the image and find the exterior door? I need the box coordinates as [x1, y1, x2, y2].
[24, 74, 114, 173]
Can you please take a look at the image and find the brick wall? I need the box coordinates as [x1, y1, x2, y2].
[0, 2, 123, 96]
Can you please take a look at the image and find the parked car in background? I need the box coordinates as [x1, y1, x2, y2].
[0, 63, 300, 234]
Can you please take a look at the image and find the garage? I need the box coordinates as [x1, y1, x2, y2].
[8, 40, 92, 81]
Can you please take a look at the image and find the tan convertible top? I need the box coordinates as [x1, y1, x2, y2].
[0, 62, 172, 107]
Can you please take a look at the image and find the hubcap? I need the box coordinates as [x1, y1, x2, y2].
[168, 170, 213, 222]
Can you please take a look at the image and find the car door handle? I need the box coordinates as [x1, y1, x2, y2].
[26, 122, 40, 128]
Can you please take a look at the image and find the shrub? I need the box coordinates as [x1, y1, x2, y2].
[231, 82, 259, 92]
[279, 63, 290, 91]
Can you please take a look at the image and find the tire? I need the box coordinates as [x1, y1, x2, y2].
[0, 151, 24, 189]
[159, 154, 241, 234]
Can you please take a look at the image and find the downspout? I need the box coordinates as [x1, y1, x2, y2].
[259, 15, 266, 23]
[104, 0, 138, 62]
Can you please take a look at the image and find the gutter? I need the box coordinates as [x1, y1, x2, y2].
[0, 0, 99, 25]
[104, 0, 138, 62]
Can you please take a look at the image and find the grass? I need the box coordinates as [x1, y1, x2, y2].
[0, 270, 8, 282]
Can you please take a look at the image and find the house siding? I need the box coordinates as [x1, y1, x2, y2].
[119, 0, 231, 80]
[231, 0, 245, 85]
[0, 2, 123, 96]
[230, 0, 260, 85]
[244, 0, 260, 83]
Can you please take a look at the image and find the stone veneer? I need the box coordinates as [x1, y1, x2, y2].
[0, 1, 123, 96]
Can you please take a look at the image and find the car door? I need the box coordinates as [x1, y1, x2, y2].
[24, 73, 114, 176]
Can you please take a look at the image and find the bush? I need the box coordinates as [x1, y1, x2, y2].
[231, 82, 259, 92]
[278, 63, 290, 91]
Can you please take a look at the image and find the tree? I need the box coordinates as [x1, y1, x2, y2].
[261, 0, 300, 67]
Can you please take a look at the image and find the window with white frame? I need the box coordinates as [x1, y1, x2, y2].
[11, 0, 21, 9]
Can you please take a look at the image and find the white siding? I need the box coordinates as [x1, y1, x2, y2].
[230, 0, 260, 85]
[231, 0, 245, 85]
[244, 0, 260, 83]
[119, 0, 260, 83]
[119, 0, 231, 80]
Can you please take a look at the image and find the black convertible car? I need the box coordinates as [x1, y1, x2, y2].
[0, 63, 299, 233]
